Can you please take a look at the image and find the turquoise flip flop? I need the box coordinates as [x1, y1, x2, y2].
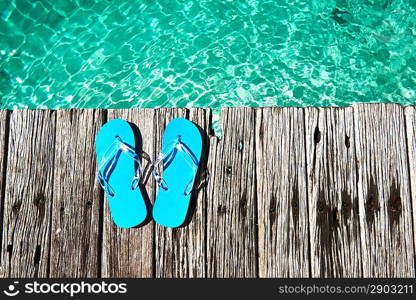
[95, 119, 147, 228]
[152, 118, 202, 228]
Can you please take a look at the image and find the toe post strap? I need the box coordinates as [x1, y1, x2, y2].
[152, 135, 199, 195]
[98, 136, 143, 197]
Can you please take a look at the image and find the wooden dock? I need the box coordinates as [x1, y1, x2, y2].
[0, 104, 415, 278]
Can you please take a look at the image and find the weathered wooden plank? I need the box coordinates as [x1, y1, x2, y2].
[0, 110, 8, 274]
[207, 108, 257, 277]
[154, 108, 206, 278]
[0, 105, 413, 279]
[0, 110, 56, 277]
[0, 110, 8, 216]
[49, 109, 103, 277]
[354, 104, 414, 277]
[305, 107, 362, 277]
[102, 109, 154, 278]
[255, 108, 309, 277]
[404, 106, 416, 270]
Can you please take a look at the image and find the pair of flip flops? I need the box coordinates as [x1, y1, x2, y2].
[95, 118, 202, 228]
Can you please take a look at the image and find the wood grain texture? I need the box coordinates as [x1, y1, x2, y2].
[50, 110, 103, 277]
[255, 108, 309, 277]
[206, 108, 257, 278]
[404, 106, 416, 264]
[305, 107, 362, 277]
[154, 108, 207, 278]
[0, 110, 56, 277]
[102, 109, 154, 278]
[0, 105, 414, 278]
[0, 110, 8, 220]
[354, 104, 414, 277]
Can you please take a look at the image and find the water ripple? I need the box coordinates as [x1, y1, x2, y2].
[0, 0, 415, 114]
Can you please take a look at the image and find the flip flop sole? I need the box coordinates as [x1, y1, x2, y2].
[96, 119, 147, 228]
[153, 118, 202, 228]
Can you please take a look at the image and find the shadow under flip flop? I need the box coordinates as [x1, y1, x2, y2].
[179, 122, 210, 228]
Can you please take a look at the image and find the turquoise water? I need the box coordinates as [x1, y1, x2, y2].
[0, 0, 415, 112]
